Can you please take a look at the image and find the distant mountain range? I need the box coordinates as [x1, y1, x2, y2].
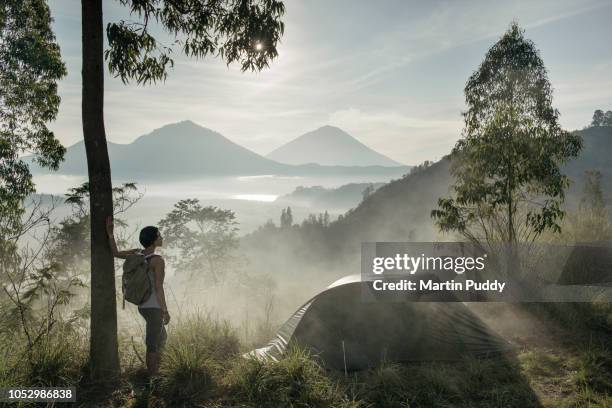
[266, 125, 402, 166]
[29, 121, 409, 180]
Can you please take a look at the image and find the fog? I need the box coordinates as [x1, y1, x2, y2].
[29, 171, 408, 347]
[33, 173, 396, 234]
[27, 164, 611, 352]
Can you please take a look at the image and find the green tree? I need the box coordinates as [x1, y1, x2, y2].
[548, 171, 611, 243]
[431, 23, 582, 246]
[0, 0, 66, 236]
[47, 182, 142, 277]
[604, 110, 612, 126]
[591, 109, 604, 127]
[581, 170, 604, 212]
[79, 0, 285, 379]
[159, 199, 239, 285]
[280, 206, 292, 228]
[0, 197, 86, 367]
[361, 184, 375, 201]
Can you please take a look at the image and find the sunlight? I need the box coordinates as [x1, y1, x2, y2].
[232, 194, 278, 202]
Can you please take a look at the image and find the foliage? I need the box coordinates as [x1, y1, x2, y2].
[105, 0, 286, 84]
[581, 170, 605, 212]
[46, 182, 142, 276]
[0, 325, 86, 388]
[0, 0, 66, 234]
[225, 346, 350, 407]
[302, 211, 331, 228]
[158, 313, 240, 403]
[0, 197, 86, 367]
[280, 206, 293, 228]
[81, 0, 285, 379]
[159, 198, 239, 284]
[591, 109, 612, 127]
[431, 23, 582, 246]
[543, 171, 612, 243]
[361, 184, 375, 201]
[406, 160, 433, 177]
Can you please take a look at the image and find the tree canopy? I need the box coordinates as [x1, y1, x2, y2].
[0, 0, 66, 234]
[591, 109, 612, 127]
[105, 0, 285, 84]
[78, 0, 285, 379]
[431, 23, 582, 245]
[159, 199, 239, 284]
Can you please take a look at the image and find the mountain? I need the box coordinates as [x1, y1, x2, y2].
[244, 125, 612, 282]
[266, 125, 402, 167]
[242, 126, 612, 281]
[325, 125, 612, 249]
[276, 182, 385, 210]
[34, 121, 287, 179]
[29, 121, 410, 180]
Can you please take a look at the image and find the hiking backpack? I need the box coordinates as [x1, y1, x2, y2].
[122, 253, 153, 308]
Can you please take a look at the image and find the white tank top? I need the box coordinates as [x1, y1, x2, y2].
[138, 253, 161, 309]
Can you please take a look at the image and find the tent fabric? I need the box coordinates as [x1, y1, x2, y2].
[248, 275, 511, 371]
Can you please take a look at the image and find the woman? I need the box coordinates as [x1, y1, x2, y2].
[106, 216, 170, 376]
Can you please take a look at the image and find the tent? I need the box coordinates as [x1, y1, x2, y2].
[248, 275, 511, 371]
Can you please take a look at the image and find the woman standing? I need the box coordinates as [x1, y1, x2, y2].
[106, 216, 170, 376]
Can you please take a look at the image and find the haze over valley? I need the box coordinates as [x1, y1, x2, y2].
[32, 121, 410, 233]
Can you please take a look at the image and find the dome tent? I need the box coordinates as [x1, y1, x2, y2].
[248, 275, 511, 371]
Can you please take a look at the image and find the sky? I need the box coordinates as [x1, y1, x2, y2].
[47, 0, 612, 165]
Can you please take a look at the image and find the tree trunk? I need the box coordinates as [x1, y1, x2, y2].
[81, 0, 120, 380]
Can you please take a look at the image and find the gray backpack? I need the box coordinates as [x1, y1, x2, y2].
[122, 253, 153, 308]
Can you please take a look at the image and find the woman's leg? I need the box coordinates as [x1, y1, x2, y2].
[146, 351, 160, 376]
[139, 308, 164, 376]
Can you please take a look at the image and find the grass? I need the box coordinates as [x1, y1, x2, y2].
[0, 325, 86, 389]
[157, 313, 239, 404]
[224, 346, 355, 407]
[344, 356, 540, 408]
[0, 304, 610, 408]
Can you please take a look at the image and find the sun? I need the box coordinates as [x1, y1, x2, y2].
[255, 42, 263, 51]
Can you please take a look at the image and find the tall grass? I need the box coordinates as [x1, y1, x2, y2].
[1, 304, 609, 407]
[224, 346, 355, 408]
[156, 312, 240, 404]
[0, 323, 86, 388]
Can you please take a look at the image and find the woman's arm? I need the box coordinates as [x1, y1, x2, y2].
[151, 257, 170, 324]
[106, 216, 138, 259]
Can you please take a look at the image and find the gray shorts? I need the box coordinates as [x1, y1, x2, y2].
[138, 308, 167, 353]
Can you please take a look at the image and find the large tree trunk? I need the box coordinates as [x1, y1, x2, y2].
[81, 0, 120, 380]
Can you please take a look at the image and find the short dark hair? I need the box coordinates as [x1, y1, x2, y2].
[139, 226, 159, 248]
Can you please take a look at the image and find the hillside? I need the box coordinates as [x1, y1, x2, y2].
[327, 126, 612, 249]
[29, 121, 410, 180]
[276, 182, 385, 210]
[564, 125, 612, 196]
[266, 125, 402, 167]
